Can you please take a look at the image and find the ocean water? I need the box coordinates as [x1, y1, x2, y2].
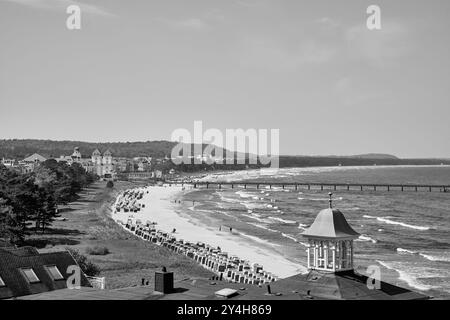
[179, 166, 450, 298]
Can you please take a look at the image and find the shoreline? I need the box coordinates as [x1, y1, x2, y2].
[110, 184, 306, 279]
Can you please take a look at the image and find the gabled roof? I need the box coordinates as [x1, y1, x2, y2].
[92, 149, 101, 156]
[103, 149, 112, 156]
[0, 247, 91, 299]
[302, 208, 360, 240]
[23, 153, 46, 163]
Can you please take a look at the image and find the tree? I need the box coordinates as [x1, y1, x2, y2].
[66, 248, 101, 276]
[106, 181, 114, 188]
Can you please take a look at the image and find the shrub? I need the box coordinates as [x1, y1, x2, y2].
[85, 245, 110, 256]
[66, 248, 101, 276]
[106, 181, 114, 188]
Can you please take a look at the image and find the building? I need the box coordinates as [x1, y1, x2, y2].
[0, 246, 91, 299]
[91, 149, 113, 178]
[20, 153, 47, 173]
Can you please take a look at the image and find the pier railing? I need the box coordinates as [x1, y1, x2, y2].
[168, 181, 449, 193]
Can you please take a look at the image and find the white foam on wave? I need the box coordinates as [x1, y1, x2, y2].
[363, 215, 430, 231]
[397, 248, 450, 263]
[269, 216, 297, 224]
[282, 233, 298, 243]
[419, 253, 450, 263]
[247, 222, 279, 233]
[357, 235, 377, 244]
[377, 260, 440, 291]
[397, 248, 417, 255]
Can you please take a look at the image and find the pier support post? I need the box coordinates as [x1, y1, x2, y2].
[334, 185, 337, 191]
[401, 186, 404, 192]
[347, 185, 350, 191]
[206, 183, 209, 189]
[308, 185, 310, 190]
[415, 186, 418, 192]
[321, 185, 323, 191]
[360, 186, 363, 191]
[295, 184, 298, 191]
[374, 186, 376, 191]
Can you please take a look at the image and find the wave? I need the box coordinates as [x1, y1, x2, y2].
[268, 216, 297, 224]
[419, 253, 450, 263]
[363, 215, 430, 231]
[357, 235, 377, 244]
[397, 248, 416, 255]
[247, 222, 279, 233]
[242, 214, 272, 224]
[377, 260, 439, 291]
[397, 248, 450, 263]
[281, 233, 298, 243]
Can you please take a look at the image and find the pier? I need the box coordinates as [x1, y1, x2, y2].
[170, 181, 449, 193]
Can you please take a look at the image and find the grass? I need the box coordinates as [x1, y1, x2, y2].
[85, 245, 110, 255]
[26, 180, 214, 289]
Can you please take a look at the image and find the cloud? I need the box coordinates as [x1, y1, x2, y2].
[345, 22, 410, 67]
[237, 37, 336, 72]
[3, 0, 115, 17]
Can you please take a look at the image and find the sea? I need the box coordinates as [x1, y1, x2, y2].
[176, 165, 450, 299]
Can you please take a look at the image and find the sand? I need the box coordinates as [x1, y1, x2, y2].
[111, 184, 306, 278]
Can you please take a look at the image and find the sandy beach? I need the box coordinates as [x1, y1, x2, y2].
[111, 184, 306, 278]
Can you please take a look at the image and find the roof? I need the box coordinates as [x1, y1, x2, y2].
[22, 153, 46, 163]
[302, 208, 360, 240]
[0, 247, 91, 299]
[92, 149, 101, 156]
[267, 270, 429, 300]
[16, 270, 429, 300]
[103, 149, 112, 156]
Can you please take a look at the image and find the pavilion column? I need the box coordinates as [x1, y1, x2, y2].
[324, 243, 328, 270]
[332, 242, 336, 272]
[306, 243, 311, 269]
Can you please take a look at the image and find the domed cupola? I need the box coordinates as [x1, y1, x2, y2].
[302, 193, 360, 272]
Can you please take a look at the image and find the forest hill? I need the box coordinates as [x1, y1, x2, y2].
[0, 159, 96, 245]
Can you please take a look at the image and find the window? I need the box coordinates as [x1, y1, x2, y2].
[0, 275, 5, 287]
[45, 265, 64, 280]
[21, 268, 40, 283]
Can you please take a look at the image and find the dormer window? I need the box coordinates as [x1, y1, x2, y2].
[45, 265, 64, 280]
[21, 268, 40, 283]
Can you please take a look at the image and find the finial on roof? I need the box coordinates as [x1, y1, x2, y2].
[328, 192, 333, 208]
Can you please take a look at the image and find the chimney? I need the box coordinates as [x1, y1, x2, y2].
[154, 266, 174, 294]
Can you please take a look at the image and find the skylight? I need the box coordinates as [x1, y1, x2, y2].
[45, 265, 64, 280]
[21, 268, 40, 283]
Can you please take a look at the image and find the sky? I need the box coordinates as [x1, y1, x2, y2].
[0, 0, 449, 158]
